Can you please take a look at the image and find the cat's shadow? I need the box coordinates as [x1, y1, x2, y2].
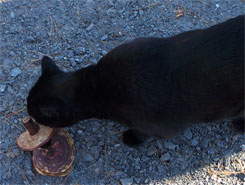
[70, 119, 244, 183]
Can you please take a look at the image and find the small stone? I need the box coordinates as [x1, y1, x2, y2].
[75, 47, 86, 55]
[160, 153, 171, 161]
[147, 146, 157, 156]
[101, 34, 108, 41]
[184, 129, 192, 140]
[86, 23, 94, 31]
[90, 58, 97, 64]
[191, 138, 199, 146]
[9, 51, 15, 56]
[223, 156, 230, 167]
[98, 141, 104, 146]
[12, 148, 20, 156]
[26, 36, 36, 43]
[144, 178, 149, 183]
[142, 156, 149, 161]
[241, 144, 245, 151]
[135, 165, 140, 170]
[139, 10, 144, 16]
[134, 177, 141, 184]
[67, 50, 73, 57]
[82, 153, 94, 162]
[208, 148, 215, 155]
[10, 68, 22, 77]
[77, 130, 83, 134]
[216, 140, 225, 148]
[95, 168, 100, 173]
[201, 139, 209, 148]
[213, 157, 219, 162]
[102, 50, 107, 55]
[164, 141, 176, 150]
[0, 106, 4, 112]
[10, 11, 15, 18]
[120, 178, 133, 185]
[91, 146, 100, 154]
[115, 171, 125, 177]
[0, 85, 6, 93]
[26, 169, 35, 176]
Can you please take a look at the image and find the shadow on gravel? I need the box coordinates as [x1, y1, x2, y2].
[0, 0, 244, 184]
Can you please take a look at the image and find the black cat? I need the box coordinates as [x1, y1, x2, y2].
[27, 15, 244, 147]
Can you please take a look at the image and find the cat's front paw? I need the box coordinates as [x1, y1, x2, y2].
[122, 129, 148, 147]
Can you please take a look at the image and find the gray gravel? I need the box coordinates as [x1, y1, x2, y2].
[0, 0, 244, 184]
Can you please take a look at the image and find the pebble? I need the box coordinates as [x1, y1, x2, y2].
[120, 178, 133, 185]
[26, 169, 35, 177]
[0, 106, 4, 112]
[98, 141, 104, 146]
[208, 148, 215, 155]
[216, 140, 225, 148]
[82, 153, 94, 162]
[213, 157, 219, 162]
[191, 138, 199, 146]
[242, 144, 245, 151]
[164, 141, 176, 150]
[223, 156, 231, 167]
[10, 68, 22, 77]
[160, 153, 171, 161]
[10, 11, 15, 18]
[67, 50, 74, 57]
[200, 139, 209, 149]
[142, 156, 149, 161]
[0, 85, 6, 93]
[9, 51, 15, 56]
[139, 10, 144, 16]
[77, 130, 83, 134]
[86, 23, 94, 31]
[144, 178, 149, 183]
[102, 50, 107, 55]
[184, 128, 193, 140]
[90, 58, 98, 64]
[75, 47, 86, 55]
[26, 36, 36, 43]
[101, 34, 108, 41]
[135, 165, 140, 170]
[91, 146, 101, 154]
[134, 178, 141, 184]
[147, 146, 157, 156]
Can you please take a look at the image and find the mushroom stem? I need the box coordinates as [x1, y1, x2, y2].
[23, 116, 40, 136]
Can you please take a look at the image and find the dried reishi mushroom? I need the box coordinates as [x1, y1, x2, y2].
[32, 128, 75, 177]
[17, 116, 55, 151]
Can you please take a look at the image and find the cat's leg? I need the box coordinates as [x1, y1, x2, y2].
[122, 129, 149, 147]
[231, 117, 244, 133]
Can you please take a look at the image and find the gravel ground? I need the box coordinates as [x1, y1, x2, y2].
[0, 0, 244, 184]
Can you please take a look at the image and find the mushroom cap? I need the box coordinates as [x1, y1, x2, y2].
[32, 128, 75, 177]
[17, 124, 55, 151]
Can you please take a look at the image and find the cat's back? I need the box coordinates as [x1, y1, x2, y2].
[96, 16, 244, 134]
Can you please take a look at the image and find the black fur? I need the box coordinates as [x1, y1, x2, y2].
[27, 16, 244, 147]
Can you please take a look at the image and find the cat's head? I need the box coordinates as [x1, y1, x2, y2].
[27, 56, 76, 128]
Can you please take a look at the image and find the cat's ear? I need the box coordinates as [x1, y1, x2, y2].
[41, 56, 62, 76]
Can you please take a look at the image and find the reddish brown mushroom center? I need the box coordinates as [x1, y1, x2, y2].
[32, 129, 75, 176]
